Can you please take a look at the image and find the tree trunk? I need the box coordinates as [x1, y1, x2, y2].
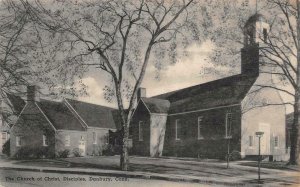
[291, 0, 300, 165]
[120, 123, 129, 170]
[290, 100, 299, 165]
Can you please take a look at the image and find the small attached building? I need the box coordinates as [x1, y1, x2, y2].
[131, 96, 170, 157]
[10, 86, 119, 158]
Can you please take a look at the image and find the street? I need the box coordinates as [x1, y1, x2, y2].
[0, 169, 213, 187]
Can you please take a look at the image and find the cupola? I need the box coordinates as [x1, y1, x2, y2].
[243, 13, 269, 46]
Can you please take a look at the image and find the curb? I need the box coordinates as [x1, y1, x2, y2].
[0, 166, 245, 186]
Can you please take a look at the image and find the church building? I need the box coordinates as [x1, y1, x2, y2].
[130, 14, 287, 161]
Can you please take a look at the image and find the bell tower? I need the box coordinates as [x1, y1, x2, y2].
[241, 13, 269, 76]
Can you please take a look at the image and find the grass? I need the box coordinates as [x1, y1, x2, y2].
[239, 161, 291, 170]
[15, 159, 72, 168]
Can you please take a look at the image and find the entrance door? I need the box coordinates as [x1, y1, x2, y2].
[259, 123, 270, 155]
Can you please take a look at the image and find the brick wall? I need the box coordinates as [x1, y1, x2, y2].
[163, 105, 242, 159]
[55, 130, 87, 156]
[86, 128, 112, 156]
[10, 103, 55, 157]
[131, 101, 151, 156]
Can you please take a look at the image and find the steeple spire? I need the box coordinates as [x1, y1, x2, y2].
[255, 0, 258, 13]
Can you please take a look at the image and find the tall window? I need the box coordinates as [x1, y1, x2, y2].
[2, 132, 7, 145]
[43, 135, 48, 146]
[249, 136, 254, 147]
[139, 121, 143, 141]
[225, 113, 232, 138]
[198, 117, 203, 139]
[274, 136, 279, 148]
[263, 28, 268, 42]
[93, 132, 97, 144]
[65, 135, 70, 146]
[175, 119, 181, 140]
[16, 136, 21, 147]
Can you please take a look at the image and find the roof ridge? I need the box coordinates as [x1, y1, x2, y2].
[39, 98, 62, 103]
[151, 73, 257, 99]
[65, 98, 117, 110]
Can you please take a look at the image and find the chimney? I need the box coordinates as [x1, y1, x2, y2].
[137, 87, 146, 101]
[27, 85, 40, 102]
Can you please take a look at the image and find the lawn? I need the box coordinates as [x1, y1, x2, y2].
[239, 161, 293, 170]
[14, 159, 71, 168]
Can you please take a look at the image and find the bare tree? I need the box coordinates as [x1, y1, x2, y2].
[208, 0, 300, 165]
[32, 0, 204, 170]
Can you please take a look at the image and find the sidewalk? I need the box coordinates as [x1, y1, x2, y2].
[0, 156, 299, 186]
[0, 159, 245, 186]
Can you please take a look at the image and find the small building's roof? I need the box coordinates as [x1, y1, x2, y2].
[65, 98, 118, 129]
[37, 99, 85, 131]
[5, 93, 26, 115]
[153, 74, 257, 114]
[141, 97, 170, 113]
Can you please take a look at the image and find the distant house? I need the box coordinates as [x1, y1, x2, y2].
[10, 86, 120, 157]
[130, 14, 287, 161]
[0, 92, 26, 153]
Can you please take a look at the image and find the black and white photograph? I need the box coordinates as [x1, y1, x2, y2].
[0, 0, 300, 186]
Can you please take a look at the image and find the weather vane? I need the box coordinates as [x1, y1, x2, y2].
[256, 0, 258, 13]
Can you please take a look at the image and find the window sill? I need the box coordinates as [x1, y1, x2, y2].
[197, 137, 204, 140]
[224, 136, 232, 139]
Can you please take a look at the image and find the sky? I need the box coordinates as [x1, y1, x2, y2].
[68, 0, 294, 114]
[75, 40, 225, 107]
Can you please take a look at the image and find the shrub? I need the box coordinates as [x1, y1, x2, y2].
[14, 146, 32, 159]
[231, 150, 241, 161]
[102, 144, 115, 156]
[2, 139, 10, 156]
[72, 148, 83, 157]
[13, 146, 52, 159]
[56, 149, 70, 158]
[225, 150, 241, 161]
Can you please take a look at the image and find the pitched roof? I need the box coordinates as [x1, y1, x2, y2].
[65, 98, 117, 129]
[141, 97, 170, 113]
[5, 93, 26, 115]
[152, 74, 257, 114]
[245, 13, 267, 27]
[37, 99, 85, 131]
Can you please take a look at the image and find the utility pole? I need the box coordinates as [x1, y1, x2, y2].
[227, 138, 230, 168]
[256, 131, 264, 183]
